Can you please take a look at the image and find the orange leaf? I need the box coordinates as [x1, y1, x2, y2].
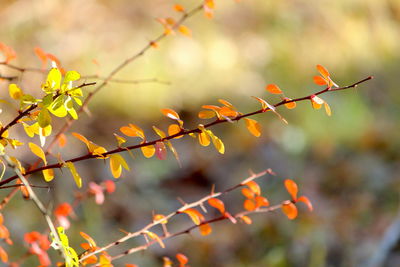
[245, 181, 261, 196]
[120, 124, 145, 139]
[244, 118, 261, 137]
[83, 255, 98, 265]
[199, 223, 212, 236]
[310, 95, 324, 110]
[266, 84, 283, 94]
[80, 232, 97, 249]
[141, 144, 155, 158]
[240, 215, 252, 224]
[174, 4, 185, 12]
[241, 188, 255, 199]
[182, 208, 204, 225]
[244, 199, 256, 211]
[198, 110, 216, 119]
[176, 253, 188, 266]
[168, 124, 182, 138]
[282, 201, 298, 220]
[208, 198, 225, 214]
[54, 202, 72, 217]
[316, 64, 330, 79]
[161, 108, 180, 121]
[103, 180, 116, 193]
[313, 75, 327, 86]
[178, 25, 192, 37]
[125, 264, 138, 267]
[283, 97, 296, 109]
[219, 106, 238, 117]
[297, 196, 313, 211]
[0, 246, 8, 263]
[255, 196, 269, 208]
[284, 179, 298, 200]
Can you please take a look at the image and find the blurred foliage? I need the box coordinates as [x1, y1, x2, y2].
[0, 0, 399, 266]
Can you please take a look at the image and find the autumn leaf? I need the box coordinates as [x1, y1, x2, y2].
[282, 201, 298, 220]
[199, 223, 212, 236]
[28, 142, 47, 165]
[284, 179, 298, 200]
[266, 84, 283, 94]
[208, 198, 225, 214]
[182, 208, 204, 225]
[297, 196, 313, 211]
[244, 118, 261, 137]
[109, 154, 130, 178]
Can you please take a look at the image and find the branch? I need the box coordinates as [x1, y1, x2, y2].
[79, 169, 275, 262]
[0, 76, 373, 187]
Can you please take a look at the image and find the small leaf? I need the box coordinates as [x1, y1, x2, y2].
[208, 198, 225, 214]
[324, 102, 332, 116]
[42, 169, 54, 182]
[109, 154, 130, 178]
[255, 196, 269, 208]
[8, 84, 23, 100]
[240, 215, 252, 225]
[313, 75, 327, 86]
[182, 208, 204, 225]
[178, 25, 192, 37]
[0, 246, 8, 263]
[145, 231, 165, 248]
[153, 126, 167, 139]
[161, 108, 180, 121]
[153, 214, 168, 224]
[120, 124, 145, 139]
[245, 181, 261, 196]
[65, 162, 82, 188]
[198, 131, 210, 146]
[113, 133, 126, 146]
[266, 84, 283, 94]
[198, 110, 215, 119]
[168, 124, 182, 139]
[199, 223, 212, 236]
[297, 196, 313, 211]
[141, 145, 155, 158]
[244, 199, 256, 211]
[316, 64, 330, 79]
[282, 201, 298, 220]
[28, 142, 47, 165]
[80, 232, 97, 249]
[58, 133, 67, 148]
[173, 4, 185, 12]
[284, 179, 298, 200]
[241, 187, 255, 199]
[244, 118, 261, 137]
[283, 97, 297, 109]
[176, 253, 188, 266]
[38, 109, 52, 128]
[155, 141, 167, 160]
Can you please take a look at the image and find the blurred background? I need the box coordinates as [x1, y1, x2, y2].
[0, 0, 399, 266]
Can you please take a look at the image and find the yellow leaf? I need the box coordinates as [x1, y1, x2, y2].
[65, 162, 82, 188]
[244, 118, 261, 137]
[113, 133, 126, 146]
[42, 169, 54, 182]
[145, 231, 165, 248]
[198, 131, 210, 146]
[8, 84, 23, 100]
[141, 145, 155, 158]
[28, 142, 47, 165]
[153, 126, 167, 139]
[109, 154, 130, 178]
[324, 102, 332, 116]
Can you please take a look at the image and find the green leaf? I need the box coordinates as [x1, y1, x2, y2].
[38, 109, 52, 128]
[42, 94, 53, 108]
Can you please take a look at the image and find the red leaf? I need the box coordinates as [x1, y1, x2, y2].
[54, 202, 72, 217]
[155, 141, 167, 160]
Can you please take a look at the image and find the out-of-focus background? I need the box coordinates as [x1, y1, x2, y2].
[0, 0, 399, 266]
